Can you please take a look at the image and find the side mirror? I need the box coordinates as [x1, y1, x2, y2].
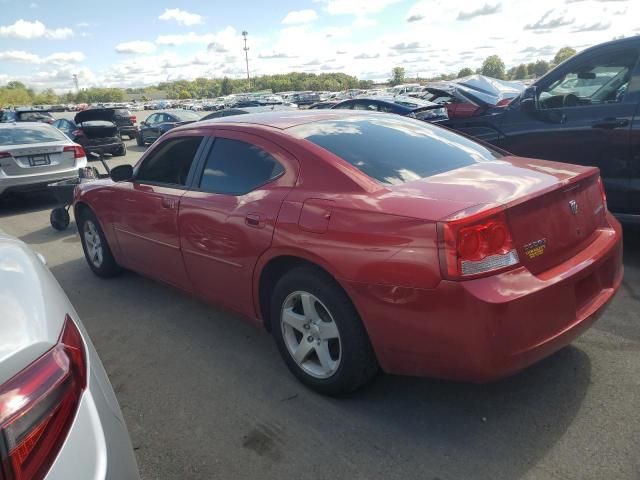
[110, 164, 133, 182]
[140, 121, 147, 127]
[520, 86, 538, 112]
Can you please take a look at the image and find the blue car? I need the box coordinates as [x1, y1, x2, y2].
[136, 109, 201, 146]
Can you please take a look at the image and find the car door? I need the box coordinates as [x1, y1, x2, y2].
[178, 130, 299, 317]
[499, 46, 640, 212]
[141, 113, 160, 142]
[112, 135, 206, 290]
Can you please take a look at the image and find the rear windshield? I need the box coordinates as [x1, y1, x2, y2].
[173, 111, 201, 121]
[289, 116, 503, 185]
[114, 109, 131, 116]
[0, 126, 66, 145]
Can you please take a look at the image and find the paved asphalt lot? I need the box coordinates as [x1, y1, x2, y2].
[1, 112, 639, 480]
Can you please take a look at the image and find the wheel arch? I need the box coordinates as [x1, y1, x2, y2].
[254, 250, 353, 333]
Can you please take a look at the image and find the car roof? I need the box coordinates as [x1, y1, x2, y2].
[194, 109, 376, 130]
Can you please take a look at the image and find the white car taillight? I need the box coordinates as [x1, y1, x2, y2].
[0, 315, 86, 480]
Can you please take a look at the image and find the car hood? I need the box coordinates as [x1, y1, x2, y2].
[0, 234, 68, 384]
[75, 108, 116, 124]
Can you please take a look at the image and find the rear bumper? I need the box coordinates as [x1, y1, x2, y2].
[347, 213, 623, 382]
[0, 162, 86, 196]
[118, 126, 138, 136]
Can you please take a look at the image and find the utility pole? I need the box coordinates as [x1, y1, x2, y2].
[72, 74, 79, 92]
[242, 30, 250, 89]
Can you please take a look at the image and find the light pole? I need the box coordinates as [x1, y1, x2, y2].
[242, 30, 250, 89]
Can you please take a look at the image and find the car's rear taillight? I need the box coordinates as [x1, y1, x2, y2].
[597, 176, 607, 211]
[0, 152, 11, 159]
[63, 145, 85, 159]
[438, 210, 520, 279]
[129, 115, 137, 123]
[0, 315, 87, 480]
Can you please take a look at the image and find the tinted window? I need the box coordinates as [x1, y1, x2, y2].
[114, 109, 130, 117]
[0, 126, 67, 146]
[136, 136, 202, 186]
[199, 138, 284, 195]
[172, 111, 201, 121]
[290, 116, 503, 185]
[145, 114, 158, 125]
[353, 101, 377, 111]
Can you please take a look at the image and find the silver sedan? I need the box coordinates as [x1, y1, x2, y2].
[0, 122, 87, 197]
[0, 231, 139, 479]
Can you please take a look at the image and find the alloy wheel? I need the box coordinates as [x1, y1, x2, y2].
[83, 220, 103, 268]
[280, 291, 342, 379]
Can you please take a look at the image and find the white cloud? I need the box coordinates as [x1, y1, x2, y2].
[45, 27, 73, 39]
[158, 8, 203, 26]
[115, 41, 157, 54]
[0, 50, 40, 63]
[45, 51, 85, 64]
[0, 19, 73, 39]
[282, 9, 318, 25]
[0, 50, 85, 65]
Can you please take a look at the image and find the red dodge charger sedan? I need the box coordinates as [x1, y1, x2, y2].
[74, 110, 623, 395]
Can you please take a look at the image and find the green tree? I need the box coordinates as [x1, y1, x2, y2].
[480, 55, 506, 79]
[6, 81, 27, 90]
[390, 67, 406, 86]
[532, 59, 551, 77]
[220, 77, 232, 96]
[457, 67, 474, 78]
[553, 47, 576, 65]
[513, 64, 528, 79]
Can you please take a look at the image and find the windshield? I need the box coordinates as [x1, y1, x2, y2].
[0, 126, 67, 145]
[289, 116, 502, 185]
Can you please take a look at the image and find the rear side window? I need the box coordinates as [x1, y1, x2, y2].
[136, 136, 203, 186]
[290, 116, 503, 185]
[198, 138, 284, 195]
[0, 126, 66, 146]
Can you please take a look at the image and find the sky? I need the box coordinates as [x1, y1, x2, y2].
[0, 0, 638, 92]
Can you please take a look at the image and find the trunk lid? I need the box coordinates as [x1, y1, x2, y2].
[0, 142, 79, 176]
[390, 156, 605, 274]
[74, 108, 115, 124]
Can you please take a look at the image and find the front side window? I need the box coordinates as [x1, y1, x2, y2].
[199, 138, 284, 195]
[136, 136, 203, 186]
[540, 49, 639, 108]
[145, 114, 158, 125]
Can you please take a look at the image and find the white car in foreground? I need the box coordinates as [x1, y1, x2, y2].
[0, 232, 139, 479]
[0, 122, 87, 197]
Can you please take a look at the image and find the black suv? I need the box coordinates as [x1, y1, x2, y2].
[446, 37, 640, 222]
[113, 108, 138, 139]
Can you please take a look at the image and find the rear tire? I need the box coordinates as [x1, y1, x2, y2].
[271, 266, 378, 395]
[78, 208, 122, 278]
[114, 144, 127, 157]
[50, 207, 70, 231]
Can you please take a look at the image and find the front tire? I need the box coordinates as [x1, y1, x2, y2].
[136, 133, 144, 146]
[271, 267, 378, 395]
[78, 209, 122, 278]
